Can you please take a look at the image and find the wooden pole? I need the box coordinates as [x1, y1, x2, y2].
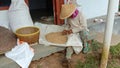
[100, 0, 116, 68]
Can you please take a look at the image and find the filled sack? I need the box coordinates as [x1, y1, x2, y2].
[8, 0, 33, 32]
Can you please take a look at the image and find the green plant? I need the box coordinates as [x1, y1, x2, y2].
[75, 41, 120, 68]
[75, 55, 99, 68]
[107, 58, 120, 68]
[91, 40, 103, 51]
[110, 43, 120, 57]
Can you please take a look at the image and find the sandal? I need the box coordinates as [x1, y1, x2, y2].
[83, 42, 89, 53]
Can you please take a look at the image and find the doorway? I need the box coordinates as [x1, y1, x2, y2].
[118, 0, 120, 12]
[29, 0, 53, 24]
[29, 0, 64, 25]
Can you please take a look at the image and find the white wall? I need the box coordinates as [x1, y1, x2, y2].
[77, 0, 119, 19]
[0, 0, 119, 22]
[0, 10, 9, 28]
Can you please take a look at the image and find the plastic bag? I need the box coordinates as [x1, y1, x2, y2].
[8, 0, 33, 32]
[5, 42, 34, 68]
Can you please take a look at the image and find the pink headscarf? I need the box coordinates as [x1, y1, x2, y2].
[70, 9, 79, 18]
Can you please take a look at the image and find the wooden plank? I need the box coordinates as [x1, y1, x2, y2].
[0, 0, 28, 10]
[0, 6, 9, 10]
[53, 0, 64, 25]
[53, 0, 57, 24]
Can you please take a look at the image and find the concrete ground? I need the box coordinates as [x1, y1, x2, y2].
[88, 15, 120, 46]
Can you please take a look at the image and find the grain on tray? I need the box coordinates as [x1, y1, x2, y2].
[45, 32, 67, 44]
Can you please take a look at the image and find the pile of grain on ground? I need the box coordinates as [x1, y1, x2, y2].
[45, 32, 67, 44]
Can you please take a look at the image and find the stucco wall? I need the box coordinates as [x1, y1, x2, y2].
[77, 0, 119, 19]
[0, 0, 119, 23]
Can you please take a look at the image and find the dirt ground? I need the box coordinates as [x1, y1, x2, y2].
[29, 41, 120, 68]
[29, 40, 102, 68]
[29, 50, 86, 68]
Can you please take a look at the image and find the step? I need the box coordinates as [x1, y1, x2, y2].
[0, 44, 65, 68]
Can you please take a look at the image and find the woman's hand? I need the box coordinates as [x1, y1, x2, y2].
[62, 30, 68, 35]
[62, 29, 73, 35]
[67, 29, 73, 34]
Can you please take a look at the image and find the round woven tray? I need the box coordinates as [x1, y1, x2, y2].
[0, 26, 17, 54]
[45, 32, 67, 44]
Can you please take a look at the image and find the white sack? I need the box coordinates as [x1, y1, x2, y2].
[35, 22, 83, 47]
[35, 22, 83, 54]
[0, 10, 10, 29]
[8, 0, 33, 32]
[35, 22, 66, 46]
[5, 42, 34, 68]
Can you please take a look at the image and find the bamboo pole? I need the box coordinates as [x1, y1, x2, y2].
[100, 0, 116, 68]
